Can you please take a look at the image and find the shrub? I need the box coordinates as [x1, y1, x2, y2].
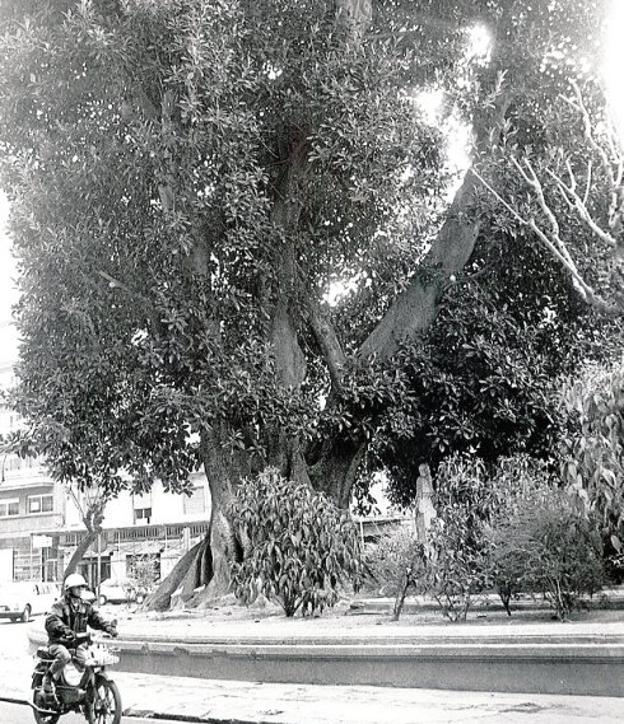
[488, 489, 605, 620]
[426, 454, 555, 620]
[230, 468, 362, 617]
[364, 526, 428, 620]
[426, 506, 490, 622]
[424, 456, 499, 621]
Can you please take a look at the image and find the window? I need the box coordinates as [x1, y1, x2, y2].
[0, 499, 19, 517]
[28, 494, 54, 514]
[134, 507, 152, 524]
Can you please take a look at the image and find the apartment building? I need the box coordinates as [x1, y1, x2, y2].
[55, 475, 210, 589]
[0, 331, 211, 587]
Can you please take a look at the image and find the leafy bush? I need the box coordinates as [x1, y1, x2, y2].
[426, 454, 556, 620]
[424, 456, 502, 621]
[488, 488, 605, 620]
[559, 360, 624, 548]
[230, 469, 362, 617]
[363, 526, 428, 620]
[426, 510, 490, 622]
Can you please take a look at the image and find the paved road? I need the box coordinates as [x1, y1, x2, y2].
[0, 617, 139, 723]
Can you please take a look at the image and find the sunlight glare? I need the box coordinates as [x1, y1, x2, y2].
[604, 0, 624, 143]
[467, 24, 492, 63]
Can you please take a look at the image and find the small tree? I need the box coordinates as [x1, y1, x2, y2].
[364, 526, 428, 621]
[488, 489, 605, 620]
[420, 457, 493, 621]
[231, 469, 361, 617]
[425, 454, 555, 620]
[426, 511, 491, 622]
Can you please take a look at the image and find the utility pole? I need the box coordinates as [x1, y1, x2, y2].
[96, 532, 102, 598]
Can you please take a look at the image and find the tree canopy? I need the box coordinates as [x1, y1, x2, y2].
[0, 0, 617, 603]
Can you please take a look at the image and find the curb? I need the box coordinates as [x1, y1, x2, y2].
[27, 625, 624, 698]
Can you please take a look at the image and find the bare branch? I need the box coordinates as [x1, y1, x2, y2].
[546, 168, 618, 248]
[567, 80, 615, 188]
[582, 159, 592, 206]
[470, 167, 527, 225]
[565, 80, 624, 229]
[472, 167, 620, 315]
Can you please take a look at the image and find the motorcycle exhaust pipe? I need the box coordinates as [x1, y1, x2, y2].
[0, 694, 58, 715]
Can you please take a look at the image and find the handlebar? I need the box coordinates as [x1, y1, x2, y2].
[58, 628, 118, 647]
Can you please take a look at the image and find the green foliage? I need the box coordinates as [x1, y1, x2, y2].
[487, 488, 605, 620]
[425, 454, 556, 620]
[0, 0, 614, 525]
[375, 228, 612, 507]
[230, 469, 361, 617]
[560, 359, 624, 544]
[363, 525, 428, 620]
[424, 457, 492, 621]
[0, 0, 452, 497]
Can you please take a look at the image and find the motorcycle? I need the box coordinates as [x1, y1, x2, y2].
[31, 631, 122, 724]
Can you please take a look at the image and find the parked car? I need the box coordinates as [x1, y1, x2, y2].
[0, 581, 60, 623]
[98, 577, 146, 605]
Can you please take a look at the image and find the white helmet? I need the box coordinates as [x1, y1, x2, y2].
[64, 573, 88, 590]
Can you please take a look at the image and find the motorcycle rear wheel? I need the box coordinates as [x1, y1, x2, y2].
[91, 676, 122, 724]
[32, 690, 60, 724]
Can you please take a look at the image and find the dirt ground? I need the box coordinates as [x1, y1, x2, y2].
[112, 588, 624, 633]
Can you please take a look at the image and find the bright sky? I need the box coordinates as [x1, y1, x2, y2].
[605, 0, 624, 142]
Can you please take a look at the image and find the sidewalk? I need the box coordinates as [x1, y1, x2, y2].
[116, 672, 624, 723]
[22, 596, 624, 722]
[112, 599, 624, 721]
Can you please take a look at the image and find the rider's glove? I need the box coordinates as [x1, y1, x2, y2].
[60, 633, 76, 647]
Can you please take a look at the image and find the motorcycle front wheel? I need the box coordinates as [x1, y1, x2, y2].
[90, 676, 122, 724]
[32, 690, 60, 724]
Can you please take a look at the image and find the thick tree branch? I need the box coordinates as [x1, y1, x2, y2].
[355, 46, 512, 361]
[305, 291, 346, 392]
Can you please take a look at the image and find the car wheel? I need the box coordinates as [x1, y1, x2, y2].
[21, 604, 31, 623]
[98, 594, 108, 606]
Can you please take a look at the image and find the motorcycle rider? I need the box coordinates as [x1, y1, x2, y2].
[42, 573, 118, 698]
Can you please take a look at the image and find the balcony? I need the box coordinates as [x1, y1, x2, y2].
[0, 512, 64, 537]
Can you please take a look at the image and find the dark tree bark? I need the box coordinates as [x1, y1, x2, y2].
[63, 500, 105, 580]
[144, 539, 208, 611]
[146, 2, 512, 611]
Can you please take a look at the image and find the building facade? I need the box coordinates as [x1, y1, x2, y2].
[0, 357, 66, 583]
[55, 475, 210, 589]
[1, 350, 211, 587]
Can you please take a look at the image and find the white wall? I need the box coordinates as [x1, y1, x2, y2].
[63, 472, 210, 530]
[0, 547, 13, 582]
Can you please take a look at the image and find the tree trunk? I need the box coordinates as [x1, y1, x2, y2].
[62, 500, 105, 580]
[143, 539, 207, 612]
[63, 529, 99, 580]
[146, 3, 513, 611]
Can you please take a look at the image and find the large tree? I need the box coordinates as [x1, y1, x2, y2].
[0, 0, 609, 607]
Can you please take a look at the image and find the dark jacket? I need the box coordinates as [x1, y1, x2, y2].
[45, 594, 112, 645]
